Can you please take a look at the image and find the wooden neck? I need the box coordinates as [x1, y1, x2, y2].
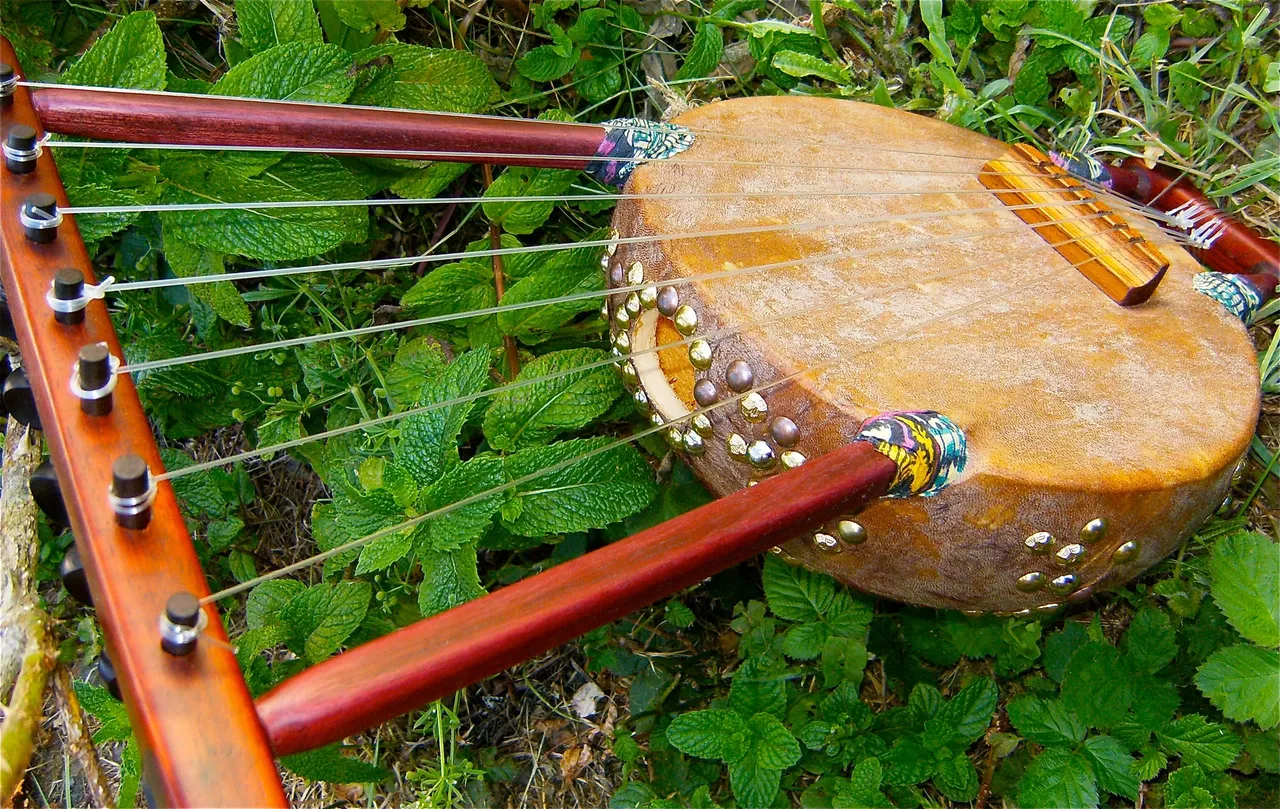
[30, 85, 609, 170]
[1106, 158, 1279, 295]
[254, 440, 897, 756]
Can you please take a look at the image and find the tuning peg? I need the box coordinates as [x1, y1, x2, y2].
[30, 458, 68, 526]
[2, 367, 41, 428]
[97, 651, 121, 700]
[4, 123, 40, 174]
[20, 193, 61, 243]
[0, 63, 14, 108]
[110, 454, 154, 529]
[73, 343, 117, 416]
[60, 545, 92, 606]
[160, 592, 202, 656]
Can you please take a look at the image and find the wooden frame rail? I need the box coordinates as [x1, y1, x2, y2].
[256, 442, 897, 755]
[0, 38, 287, 807]
[31, 85, 609, 170]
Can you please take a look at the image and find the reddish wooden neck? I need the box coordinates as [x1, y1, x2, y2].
[31, 85, 608, 170]
[254, 441, 897, 756]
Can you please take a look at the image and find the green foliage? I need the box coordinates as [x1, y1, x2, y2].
[28, 3, 1279, 807]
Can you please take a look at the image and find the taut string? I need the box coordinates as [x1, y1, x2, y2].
[162, 222, 1121, 483]
[200, 242, 1134, 606]
[119, 212, 1121, 375]
[104, 197, 1112, 294]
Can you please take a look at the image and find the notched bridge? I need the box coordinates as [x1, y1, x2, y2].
[980, 143, 1169, 306]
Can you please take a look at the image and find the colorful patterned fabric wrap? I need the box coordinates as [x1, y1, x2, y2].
[854, 411, 967, 498]
[1048, 149, 1114, 189]
[1193, 271, 1263, 323]
[584, 119, 695, 187]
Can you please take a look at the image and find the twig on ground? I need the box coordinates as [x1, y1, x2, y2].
[52, 667, 116, 808]
[0, 419, 56, 803]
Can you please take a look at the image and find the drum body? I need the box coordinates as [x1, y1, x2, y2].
[606, 96, 1259, 612]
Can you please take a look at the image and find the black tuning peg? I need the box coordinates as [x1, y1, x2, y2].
[30, 458, 68, 526]
[0, 355, 11, 420]
[59, 545, 92, 606]
[97, 651, 121, 700]
[1, 367, 40, 428]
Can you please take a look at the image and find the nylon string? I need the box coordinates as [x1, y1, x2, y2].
[103, 197, 1126, 295]
[164, 221, 1122, 483]
[200, 243, 1133, 606]
[119, 210, 1125, 375]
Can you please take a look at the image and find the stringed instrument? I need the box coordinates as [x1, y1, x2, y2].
[1, 35, 1276, 805]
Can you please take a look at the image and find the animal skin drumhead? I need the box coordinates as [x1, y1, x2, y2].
[606, 96, 1259, 612]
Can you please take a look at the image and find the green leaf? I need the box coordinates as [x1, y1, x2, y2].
[502, 438, 656, 536]
[401, 261, 496, 322]
[1062, 641, 1133, 729]
[385, 337, 449, 408]
[1044, 621, 1088, 683]
[762, 554, 835, 622]
[1017, 748, 1099, 809]
[881, 738, 936, 786]
[236, 0, 322, 54]
[1083, 735, 1140, 800]
[727, 757, 783, 809]
[281, 743, 391, 783]
[667, 709, 751, 762]
[282, 580, 372, 662]
[483, 164, 578, 235]
[771, 50, 851, 84]
[1156, 715, 1242, 771]
[246, 579, 306, 631]
[664, 600, 695, 629]
[934, 752, 979, 802]
[206, 517, 244, 552]
[62, 11, 165, 90]
[496, 238, 605, 341]
[418, 544, 485, 616]
[516, 45, 579, 82]
[1013, 48, 1052, 105]
[160, 154, 368, 261]
[483, 348, 623, 450]
[728, 657, 788, 720]
[748, 712, 801, 769]
[1170, 61, 1203, 110]
[1131, 28, 1170, 69]
[395, 349, 493, 486]
[331, 0, 405, 32]
[675, 24, 724, 81]
[212, 42, 355, 103]
[1124, 608, 1178, 674]
[1195, 644, 1280, 729]
[73, 683, 132, 744]
[834, 757, 892, 808]
[351, 44, 498, 112]
[930, 677, 997, 745]
[781, 622, 828, 660]
[354, 526, 414, 574]
[163, 233, 251, 327]
[1208, 531, 1279, 647]
[414, 455, 508, 552]
[1007, 695, 1087, 746]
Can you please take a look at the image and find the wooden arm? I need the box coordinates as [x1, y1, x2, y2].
[0, 38, 286, 807]
[255, 441, 898, 756]
[1106, 158, 1279, 296]
[31, 85, 608, 170]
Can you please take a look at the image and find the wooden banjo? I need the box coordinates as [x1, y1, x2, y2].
[1, 35, 1275, 805]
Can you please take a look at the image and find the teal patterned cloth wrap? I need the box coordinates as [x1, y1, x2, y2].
[853, 411, 967, 498]
[585, 119, 695, 187]
[1194, 271, 1262, 323]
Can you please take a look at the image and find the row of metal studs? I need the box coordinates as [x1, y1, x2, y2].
[3, 104, 201, 659]
[599, 233, 880, 560]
